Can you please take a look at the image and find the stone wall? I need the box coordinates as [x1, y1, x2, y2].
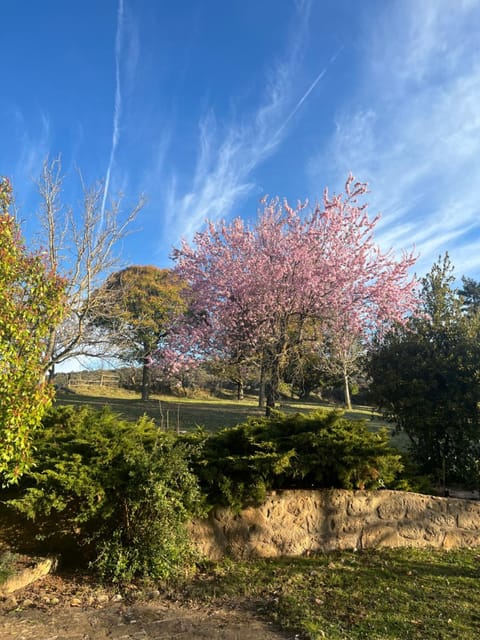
[190, 489, 480, 560]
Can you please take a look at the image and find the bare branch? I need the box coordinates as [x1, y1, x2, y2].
[35, 156, 144, 374]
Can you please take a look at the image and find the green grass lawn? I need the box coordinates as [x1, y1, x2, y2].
[180, 548, 480, 639]
[56, 385, 266, 431]
[55, 385, 392, 434]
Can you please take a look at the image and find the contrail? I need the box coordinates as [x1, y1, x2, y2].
[274, 46, 344, 140]
[101, 0, 124, 220]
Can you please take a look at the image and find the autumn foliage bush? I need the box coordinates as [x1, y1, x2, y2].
[183, 411, 404, 511]
[0, 177, 66, 484]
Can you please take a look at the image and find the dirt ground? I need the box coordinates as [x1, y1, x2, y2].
[0, 573, 293, 640]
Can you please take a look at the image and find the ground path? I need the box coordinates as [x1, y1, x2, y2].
[0, 574, 292, 640]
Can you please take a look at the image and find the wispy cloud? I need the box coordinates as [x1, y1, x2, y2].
[163, 0, 340, 245]
[9, 109, 51, 207]
[101, 0, 125, 219]
[310, 0, 480, 277]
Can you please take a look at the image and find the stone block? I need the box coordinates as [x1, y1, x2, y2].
[443, 529, 480, 549]
[361, 525, 403, 549]
[398, 522, 424, 540]
[0, 557, 57, 596]
[347, 495, 376, 517]
[339, 518, 365, 536]
[377, 500, 406, 520]
[320, 489, 349, 511]
[249, 542, 280, 558]
[423, 525, 444, 544]
[457, 508, 480, 530]
[286, 494, 313, 516]
[332, 532, 361, 551]
[425, 511, 457, 528]
[304, 512, 322, 535]
[427, 496, 449, 512]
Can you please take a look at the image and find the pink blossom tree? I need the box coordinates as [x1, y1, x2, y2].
[171, 175, 418, 413]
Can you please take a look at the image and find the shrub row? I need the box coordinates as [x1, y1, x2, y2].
[4, 406, 403, 581]
[182, 410, 403, 510]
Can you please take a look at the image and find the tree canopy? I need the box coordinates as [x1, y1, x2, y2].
[92, 265, 185, 400]
[172, 175, 418, 413]
[367, 255, 480, 488]
[459, 276, 480, 314]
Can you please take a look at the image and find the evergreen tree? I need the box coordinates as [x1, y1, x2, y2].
[459, 276, 480, 314]
[367, 255, 480, 488]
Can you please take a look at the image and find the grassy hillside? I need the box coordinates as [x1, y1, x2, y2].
[55, 384, 392, 435]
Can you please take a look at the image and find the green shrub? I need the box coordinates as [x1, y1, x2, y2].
[6, 405, 203, 582]
[182, 410, 403, 510]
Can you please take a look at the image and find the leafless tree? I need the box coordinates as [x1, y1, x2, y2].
[36, 156, 145, 377]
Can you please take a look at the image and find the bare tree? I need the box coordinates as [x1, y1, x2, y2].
[315, 332, 366, 410]
[36, 156, 144, 377]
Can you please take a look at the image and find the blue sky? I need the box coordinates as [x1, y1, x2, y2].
[2, 0, 480, 279]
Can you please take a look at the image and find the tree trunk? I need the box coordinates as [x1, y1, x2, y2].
[343, 362, 352, 410]
[41, 327, 57, 383]
[264, 333, 288, 416]
[141, 357, 151, 402]
[258, 362, 266, 408]
[236, 379, 244, 400]
[265, 357, 281, 417]
[265, 383, 274, 417]
[47, 363, 55, 384]
[442, 455, 447, 496]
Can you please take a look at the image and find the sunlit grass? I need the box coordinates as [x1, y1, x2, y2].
[55, 386, 265, 431]
[181, 548, 480, 639]
[55, 385, 400, 443]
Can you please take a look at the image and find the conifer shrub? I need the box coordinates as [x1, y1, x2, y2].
[6, 405, 203, 582]
[183, 411, 403, 510]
